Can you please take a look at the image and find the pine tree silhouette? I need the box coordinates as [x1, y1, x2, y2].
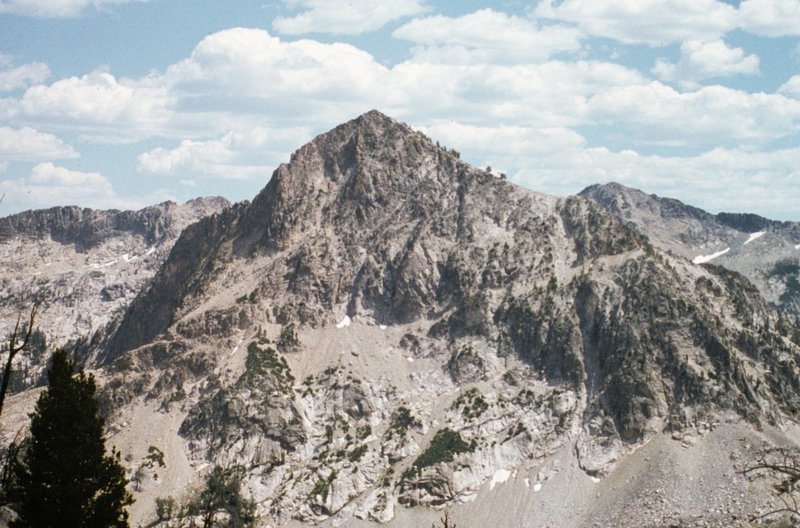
[11, 349, 133, 528]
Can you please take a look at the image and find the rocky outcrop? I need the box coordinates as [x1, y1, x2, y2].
[0, 197, 229, 385]
[580, 182, 800, 319]
[88, 111, 800, 526]
[180, 341, 306, 465]
[5, 112, 800, 527]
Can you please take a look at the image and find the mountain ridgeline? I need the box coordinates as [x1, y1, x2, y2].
[0, 197, 230, 379]
[580, 182, 800, 318]
[3, 111, 800, 527]
[83, 111, 800, 525]
[0, 198, 230, 251]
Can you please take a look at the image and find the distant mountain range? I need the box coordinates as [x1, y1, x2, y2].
[0, 197, 229, 378]
[580, 182, 800, 318]
[1, 111, 798, 528]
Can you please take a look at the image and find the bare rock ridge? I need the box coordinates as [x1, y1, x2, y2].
[106, 110, 484, 358]
[79, 111, 800, 526]
[0, 196, 229, 383]
[0, 197, 230, 250]
[580, 182, 800, 318]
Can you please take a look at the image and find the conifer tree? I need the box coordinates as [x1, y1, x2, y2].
[188, 465, 255, 528]
[11, 349, 133, 528]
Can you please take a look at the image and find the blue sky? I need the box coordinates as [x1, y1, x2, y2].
[0, 0, 799, 219]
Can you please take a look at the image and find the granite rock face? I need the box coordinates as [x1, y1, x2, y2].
[3, 112, 800, 527]
[580, 182, 800, 318]
[0, 197, 229, 384]
[90, 112, 800, 525]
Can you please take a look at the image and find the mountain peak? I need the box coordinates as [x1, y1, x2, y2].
[37, 113, 800, 528]
[242, 110, 462, 248]
[317, 109, 420, 153]
[346, 109, 414, 133]
[304, 109, 416, 152]
[353, 108, 397, 126]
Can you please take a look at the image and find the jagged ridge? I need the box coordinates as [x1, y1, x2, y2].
[580, 182, 800, 318]
[90, 112, 800, 526]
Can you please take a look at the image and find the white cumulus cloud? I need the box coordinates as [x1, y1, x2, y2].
[738, 0, 800, 37]
[418, 122, 588, 178]
[534, 0, 737, 45]
[26, 161, 105, 186]
[779, 75, 800, 98]
[653, 39, 760, 85]
[393, 9, 583, 64]
[0, 162, 171, 213]
[385, 59, 647, 127]
[138, 138, 235, 175]
[0, 0, 146, 17]
[137, 126, 311, 181]
[273, 0, 427, 35]
[533, 0, 800, 43]
[2, 70, 170, 141]
[0, 58, 50, 92]
[0, 126, 78, 161]
[163, 28, 387, 121]
[588, 82, 800, 145]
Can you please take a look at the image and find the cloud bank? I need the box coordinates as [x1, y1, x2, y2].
[1, 2, 798, 219]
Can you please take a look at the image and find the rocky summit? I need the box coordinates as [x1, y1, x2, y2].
[2, 111, 800, 528]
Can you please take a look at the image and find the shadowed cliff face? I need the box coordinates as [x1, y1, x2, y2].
[94, 111, 800, 524]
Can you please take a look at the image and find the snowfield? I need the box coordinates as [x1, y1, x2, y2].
[743, 231, 766, 245]
[692, 247, 730, 264]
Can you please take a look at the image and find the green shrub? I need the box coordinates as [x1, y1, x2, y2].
[348, 444, 368, 462]
[452, 388, 488, 420]
[244, 342, 294, 390]
[357, 424, 372, 440]
[146, 445, 166, 468]
[413, 428, 473, 470]
[309, 470, 337, 502]
[155, 496, 176, 521]
[278, 323, 299, 350]
[389, 406, 416, 435]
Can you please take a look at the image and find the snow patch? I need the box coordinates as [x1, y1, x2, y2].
[692, 247, 730, 264]
[591, 476, 601, 483]
[144, 246, 156, 257]
[489, 469, 511, 490]
[524, 478, 530, 488]
[230, 336, 243, 356]
[533, 482, 542, 492]
[406, 356, 414, 363]
[335, 315, 351, 329]
[379, 324, 387, 330]
[743, 231, 766, 245]
[795, 244, 800, 250]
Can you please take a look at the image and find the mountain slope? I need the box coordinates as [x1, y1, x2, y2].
[580, 182, 800, 318]
[0, 197, 229, 386]
[79, 112, 800, 526]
